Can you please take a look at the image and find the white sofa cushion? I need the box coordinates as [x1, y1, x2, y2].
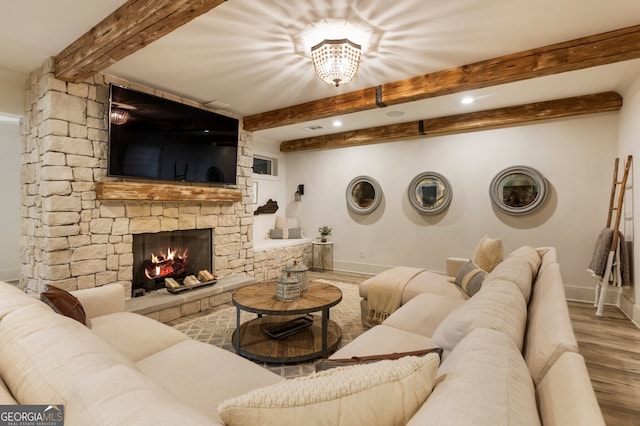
[65, 364, 216, 426]
[72, 283, 125, 319]
[89, 311, 189, 362]
[508, 245, 542, 277]
[0, 376, 17, 404]
[330, 324, 435, 359]
[136, 340, 283, 423]
[219, 353, 440, 426]
[0, 303, 136, 404]
[382, 293, 466, 338]
[0, 281, 40, 320]
[400, 271, 468, 304]
[431, 278, 527, 353]
[408, 328, 540, 426]
[536, 352, 605, 426]
[484, 249, 536, 303]
[524, 262, 579, 385]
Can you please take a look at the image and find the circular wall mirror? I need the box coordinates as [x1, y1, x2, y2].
[489, 166, 547, 215]
[408, 172, 452, 215]
[346, 176, 382, 214]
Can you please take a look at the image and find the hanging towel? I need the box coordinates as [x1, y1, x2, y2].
[588, 228, 632, 287]
[588, 228, 614, 278]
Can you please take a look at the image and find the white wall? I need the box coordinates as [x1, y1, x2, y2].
[252, 143, 290, 240]
[618, 73, 640, 325]
[0, 120, 21, 281]
[280, 113, 618, 299]
[0, 68, 26, 115]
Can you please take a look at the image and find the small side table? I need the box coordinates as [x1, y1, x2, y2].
[312, 241, 334, 272]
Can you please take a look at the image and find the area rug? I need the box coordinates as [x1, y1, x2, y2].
[172, 279, 367, 378]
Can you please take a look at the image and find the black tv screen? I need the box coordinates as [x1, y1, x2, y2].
[108, 85, 239, 185]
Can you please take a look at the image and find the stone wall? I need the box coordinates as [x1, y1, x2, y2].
[20, 58, 255, 295]
[253, 243, 312, 283]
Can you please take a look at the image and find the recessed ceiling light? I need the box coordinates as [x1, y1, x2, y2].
[461, 96, 474, 105]
[333, 120, 342, 127]
[386, 110, 405, 117]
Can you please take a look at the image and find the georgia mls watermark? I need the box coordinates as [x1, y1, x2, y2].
[0, 405, 64, 426]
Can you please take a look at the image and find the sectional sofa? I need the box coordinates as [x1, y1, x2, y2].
[0, 244, 605, 425]
[336, 245, 605, 425]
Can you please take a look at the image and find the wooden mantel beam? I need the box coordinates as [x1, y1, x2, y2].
[54, 0, 226, 83]
[279, 92, 622, 152]
[245, 25, 640, 132]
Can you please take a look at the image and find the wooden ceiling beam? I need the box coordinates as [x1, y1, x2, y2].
[54, 0, 226, 83]
[279, 92, 622, 152]
[245, 24, 640, 132]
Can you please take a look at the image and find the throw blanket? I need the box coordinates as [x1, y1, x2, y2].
[588, 228, 632, 287]
[366, 266, 425, 325]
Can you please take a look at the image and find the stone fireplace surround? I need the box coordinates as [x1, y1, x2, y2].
[19, 59, 262, 320]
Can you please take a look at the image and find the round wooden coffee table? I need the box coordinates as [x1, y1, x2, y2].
[232, 281, 342, 363]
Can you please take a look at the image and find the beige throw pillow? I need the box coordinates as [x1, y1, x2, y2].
[472, 235, 504, 272]
[218, 353, 440, 426]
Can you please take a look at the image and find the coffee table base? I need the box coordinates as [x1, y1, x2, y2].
[232, 315, 342, 363]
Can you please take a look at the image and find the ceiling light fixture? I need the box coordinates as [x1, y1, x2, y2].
[110, 108, 130, 125]
[311, 39, 362, 87]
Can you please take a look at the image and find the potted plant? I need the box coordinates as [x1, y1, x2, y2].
[318, 225, 332, 242]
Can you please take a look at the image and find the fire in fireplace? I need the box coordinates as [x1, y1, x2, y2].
[132, 229, 213, 296]
[143, 247, 188, 280]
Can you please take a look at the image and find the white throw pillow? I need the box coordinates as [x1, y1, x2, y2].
[472, 235, 504, 272]
[275, 216, 299, 230]
[218, 353, 440, 426]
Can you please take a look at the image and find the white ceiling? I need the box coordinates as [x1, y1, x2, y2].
[2, 0, 640, 146]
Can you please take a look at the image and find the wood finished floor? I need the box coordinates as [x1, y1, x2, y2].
[568, 301, 640, 426]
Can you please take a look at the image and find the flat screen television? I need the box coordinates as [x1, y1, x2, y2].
[108, 84, 239, 185]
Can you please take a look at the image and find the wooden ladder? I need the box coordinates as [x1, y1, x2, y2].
[595, 155, 632, 317]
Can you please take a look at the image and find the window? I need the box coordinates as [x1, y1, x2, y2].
[253, 155, 278, 176]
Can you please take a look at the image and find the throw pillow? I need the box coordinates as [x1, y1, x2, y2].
[40, 284, 87, 325]
[287, 228, 302, 239]
[314, 347, 443, 372]
[269, 228, 284, 239]
[454, 260, 487, 296]
[472, 235, 504, 272]
[218, 353, 440, 426]
[275, 217, 299, 230]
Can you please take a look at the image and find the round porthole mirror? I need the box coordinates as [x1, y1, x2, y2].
[408, 172, 452, 215]
[346, 176, 382, 214]
[489, 166, 547, 215]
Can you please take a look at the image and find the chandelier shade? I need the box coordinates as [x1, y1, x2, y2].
[311, 38, 362, 87]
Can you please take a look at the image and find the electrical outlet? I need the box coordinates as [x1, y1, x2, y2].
[360, 249, 365, 258]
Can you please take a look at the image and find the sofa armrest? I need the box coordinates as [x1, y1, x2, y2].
[72, 284, 125, 319]
[536, 352, 605, 425]
[446, 257, 469, 277]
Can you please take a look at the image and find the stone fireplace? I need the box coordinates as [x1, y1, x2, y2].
[19, 59, 255, 298]
[132, 228, 213, 295]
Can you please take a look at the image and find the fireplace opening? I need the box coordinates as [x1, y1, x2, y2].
[132, 229, 213, 296]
